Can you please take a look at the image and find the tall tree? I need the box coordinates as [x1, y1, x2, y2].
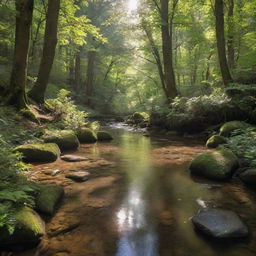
[227, 0, 235, 70]
[85, 50, 96, 105]
[5, 0, 34, 109]
[160, 0, 178, 100]
[215, 0, 233, 85]
[28, 0, 60, 104]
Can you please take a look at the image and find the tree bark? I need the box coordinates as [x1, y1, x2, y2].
[28, 0, 60, 104]
[85, 51, 96, 105]
[5, 0, 34, 109]
[215, 0, 233, 85]
[227, 0, 235, 70]
[160, 0, 178, 100]
[74, 51, 81, 93]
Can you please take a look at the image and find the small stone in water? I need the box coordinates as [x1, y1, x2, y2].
[65, 172, 90, 182]
[61, 155, 88, 162]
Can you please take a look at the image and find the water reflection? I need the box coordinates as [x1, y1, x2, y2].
[115, 133, 159, 256]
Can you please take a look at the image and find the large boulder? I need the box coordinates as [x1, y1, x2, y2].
[219, 121, 250, 137]
[206, 135, 227, 148]
[0, 207, 45, 250]
[43, 130, 80, 151]
[239, 168, 256, 185]
[127, 112, 149, 126]
[192, 208, 248, 238]
[76, 128, 97, 143]
[14, 143, 60, 162]
[97, 131, 113, 141]
[34, 184, 64, 215]
[190, 149, 239, 180]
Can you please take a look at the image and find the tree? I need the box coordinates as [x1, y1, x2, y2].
[227, 0, 235, 70]
[215, 0, 233, 85]
[160, 0, 178, 100]
[28, 0, 60, 104]
[4, 0, 34, 109]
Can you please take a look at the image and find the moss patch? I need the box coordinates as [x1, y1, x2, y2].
[97, 131, 113, 141]
[219, 121, 250, 137]
[0, 207, 45, 249]
[43, 130, 80, 151]
[76, 128, 97, 143]
[190, 149, 239, 180]
[206, 135, 227, 148]
[33, 184, 64, 215]
[14, 143, 60, 162]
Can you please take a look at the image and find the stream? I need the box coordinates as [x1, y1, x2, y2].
[16, 123, 256, 256]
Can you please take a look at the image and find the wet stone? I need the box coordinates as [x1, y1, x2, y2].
[192, 208, 249, 239]
[61, 155, 88, 162]
[65, 171, 90, 182]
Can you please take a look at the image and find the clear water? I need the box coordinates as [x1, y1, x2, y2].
[14, 123, 256, 256]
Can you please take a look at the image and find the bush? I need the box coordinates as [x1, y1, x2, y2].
[221, 128, 256, 167]
[47, 89, 89, 130]
[0, 137, 35, 234]
[170, 93, 231, 121]
[0, 137, 29, 182]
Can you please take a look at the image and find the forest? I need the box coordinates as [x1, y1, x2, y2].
[0, 0, 256, 255]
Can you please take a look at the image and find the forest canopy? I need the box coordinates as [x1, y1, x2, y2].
[0, 0, 255, 113]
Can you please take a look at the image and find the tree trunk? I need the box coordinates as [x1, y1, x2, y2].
[74, 51, 81, 93]
[227, 0, 235, 70]
[85, 51, 96, 106]
[142, 23, 168, 99]
[160, 0, 178, 100]
[5, 0, 34, 109]
[215, 0, 233, 85]
[28, 0, 60, 104]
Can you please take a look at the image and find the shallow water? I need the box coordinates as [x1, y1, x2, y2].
[14, 123, 256, 256]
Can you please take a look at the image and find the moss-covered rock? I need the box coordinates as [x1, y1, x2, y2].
[127, 112, 149, 126]
[43, 130, 80, 151]
[0, 207, 45, 249]
[239, 168, 256, 185]
[97, 131, 113, 141]
[76, 128, 97, 143]
[190, 149, 239, 180]
[14, 143, 60, 162]
[206, 135, 227, 148]
[34, 184, 64, 215]
[219, 121, 250, 137]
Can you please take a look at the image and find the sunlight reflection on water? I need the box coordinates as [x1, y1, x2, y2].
[115, 133, 159, 256]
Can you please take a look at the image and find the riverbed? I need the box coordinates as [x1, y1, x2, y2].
[15, 123, 256, 256]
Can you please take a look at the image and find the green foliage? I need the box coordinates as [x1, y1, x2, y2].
[47, 89, 89, 130]
[0, 137, 29, 182]
[221, 128, 256, 167]
[169, 93, 231, 118]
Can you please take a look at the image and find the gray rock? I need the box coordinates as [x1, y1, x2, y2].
[192, 208, 248, 238]
[65, 172, 90, 182]
[61, 155, 88, 162]
[239, 168, 256, 185]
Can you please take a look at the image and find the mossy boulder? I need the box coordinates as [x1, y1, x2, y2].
[33, 184, 64, 215]
[76, 128, 97, 143]
[43, 130, 80, 151]
[239, 168, 256, 185]
[206, 135, 227, 148]
[219, 121, 250, 137]
[190, 149, 239, 180]
[14, 143, 60, 162]
[127, 112, 149, 126]
[97, 131, 113, 141]
[0, 207, 45, 249]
